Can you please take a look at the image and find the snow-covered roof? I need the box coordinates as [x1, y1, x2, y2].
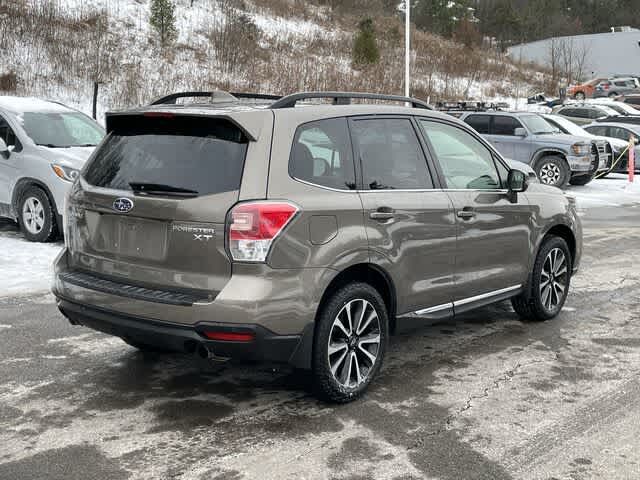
[0, 96, 73, 114]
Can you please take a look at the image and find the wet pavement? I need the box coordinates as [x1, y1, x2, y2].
[1, 205, 639, 480]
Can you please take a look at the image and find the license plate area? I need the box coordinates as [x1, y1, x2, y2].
[93, 214, 168, 261]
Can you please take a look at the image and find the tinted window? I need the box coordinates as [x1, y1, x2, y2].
[464, 114, 490, 134]
[492, 116, 523, 135]
[84, 116, 248, 196]
[584, 125, 607, 136]
[566, 108, 588, 119]
[20, 112, 104, 147]
[290, 118, 355, 190]
[351, 118, 433, 190]
[625, 97, 640, 105]
[420, 120, 501, 190]
[591, 108, 607, 119]
[609, 126, 633, 141]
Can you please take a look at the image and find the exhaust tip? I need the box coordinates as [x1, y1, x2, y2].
[196, 343, 231, 363]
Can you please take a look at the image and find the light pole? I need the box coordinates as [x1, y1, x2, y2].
[405, 0, 410, 98]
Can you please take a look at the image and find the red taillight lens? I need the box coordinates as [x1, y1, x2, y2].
[143, 111, 175, 118]
[227, 201, 298, 262]
[202, 331, 255, 342]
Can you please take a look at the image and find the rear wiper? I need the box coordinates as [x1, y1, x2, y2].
[38, 143, 70, 148]
[129, 182, 199, 198]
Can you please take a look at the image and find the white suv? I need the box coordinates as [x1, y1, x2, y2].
[0, 97, 105, 241]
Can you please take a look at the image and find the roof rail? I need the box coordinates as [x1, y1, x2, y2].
[269, 92, 432, 110]
[150, 91, 282, 106]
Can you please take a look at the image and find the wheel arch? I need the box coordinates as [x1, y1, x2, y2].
[11, 177, 59, 219]
[521, 222, 576, 301]
[532, 149, 568, 168]
[316, 263, 397, 334]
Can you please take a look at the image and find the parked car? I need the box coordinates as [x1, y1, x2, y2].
[568, 78, 606, 100]
[459, 111, 600, 187]
[0, 97, 105, 242]
[552, 103, 620, 126]
[541, 113, 619, 173]
[592, 77, 640, 98]
[52, 91, 582, 403]
[587, 99, 640, 116]
[616, 94, 640, 110]
[583, 122, 640, 173]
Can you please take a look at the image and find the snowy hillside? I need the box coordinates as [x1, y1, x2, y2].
[0, 0, 545, 121]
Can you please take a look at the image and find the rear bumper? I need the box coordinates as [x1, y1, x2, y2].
[56, 296, 310, 365]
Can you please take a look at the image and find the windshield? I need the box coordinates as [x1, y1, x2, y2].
[20, 112, 105, 147]
[520, 115, 559, 134]
[545, 116, 586, 136]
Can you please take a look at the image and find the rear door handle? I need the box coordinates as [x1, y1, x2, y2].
[457, 209, 476, 219]
[369, 208, 395, 221]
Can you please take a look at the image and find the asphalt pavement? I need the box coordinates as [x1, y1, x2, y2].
[1, 205, 639, 480]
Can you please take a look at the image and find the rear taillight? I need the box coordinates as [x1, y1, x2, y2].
[227, 201, 299, 262]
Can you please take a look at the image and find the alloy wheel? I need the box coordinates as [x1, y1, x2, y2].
[328, 299, 381, 389]
[540, 247, 568, 312]
[539, 162, 562, 186]
[22, 197, 45, 234]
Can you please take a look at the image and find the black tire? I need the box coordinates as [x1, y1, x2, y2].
[574, 92, 585, 100]
[312, 282, 388, 403]
[512, 236, 572, 322]
[18, 186, 58, 242]
[535, 156, 570, 188]
[608, 92, 618, 99]
[569, 174, 594, 186]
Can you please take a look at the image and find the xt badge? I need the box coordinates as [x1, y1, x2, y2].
[194, 234, 213, 242]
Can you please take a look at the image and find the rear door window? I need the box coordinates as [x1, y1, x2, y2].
[84, 116, 248, 196]
[351, 118, 433, 190]
[492, 116, 523, 136]
[289, 118, 356, 190]
[463, 114, 490, 134]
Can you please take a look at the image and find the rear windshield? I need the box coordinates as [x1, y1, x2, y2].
[83, 116, 248, 196]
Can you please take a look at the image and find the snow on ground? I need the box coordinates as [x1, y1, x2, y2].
[565, 174, 640, 208]
[0, 222, 62, 298]
[0, 175, 638, 299]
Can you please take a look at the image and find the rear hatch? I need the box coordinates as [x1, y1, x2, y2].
[65, 113, 250, 298]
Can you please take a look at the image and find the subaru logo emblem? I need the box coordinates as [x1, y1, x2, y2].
[113, 197, 134, 213]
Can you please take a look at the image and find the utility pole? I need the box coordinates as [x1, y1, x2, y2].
[405, 0, 410, 98]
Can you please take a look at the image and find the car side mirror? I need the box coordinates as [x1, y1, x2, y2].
[507, 169, 528, 193]
[0, 138, 8, 158]
[514, 128, 527, 137]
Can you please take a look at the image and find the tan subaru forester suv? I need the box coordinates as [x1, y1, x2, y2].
[53, 91, 582, 402]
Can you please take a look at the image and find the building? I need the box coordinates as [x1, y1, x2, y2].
[508, 28, 640, 78]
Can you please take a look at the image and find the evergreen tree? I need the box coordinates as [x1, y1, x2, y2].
[150, 0, 178, 47]
[352, 18, 380, 66]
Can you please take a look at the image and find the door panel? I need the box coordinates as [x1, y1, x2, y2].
[0, 114, 19, 205]
[349, 116, 456, 314]
[360, 191, 456, 313]
[418, 119, 532, 304]
[446, 190, 531, 300]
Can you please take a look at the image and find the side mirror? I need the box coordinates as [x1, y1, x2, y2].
[514, 128, 527, 137]
[507, 169, 528, 193]
[0, 138, 8, 154]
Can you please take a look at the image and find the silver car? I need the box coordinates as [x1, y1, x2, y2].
[0, 97, 105, 241]
[459, 111, 600, 187]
